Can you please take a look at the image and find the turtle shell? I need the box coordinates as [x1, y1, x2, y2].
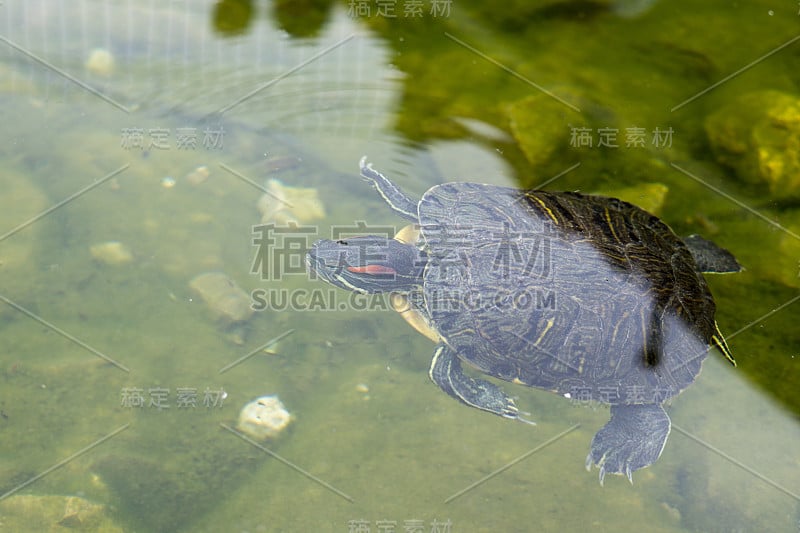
[416, 183, 715, 406]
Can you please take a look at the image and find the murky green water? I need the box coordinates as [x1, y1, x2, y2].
[0, 0, 798, 531]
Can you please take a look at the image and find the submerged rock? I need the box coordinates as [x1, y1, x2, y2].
[236, 395, 293, 440]
[0, 168, 49, 271]
[189, 272, 253, 324]
[189, 272, 253, 331]
[85, 48, 115, 76]
[705, 89, 800, 199]
[0, 494, 122, 532]
[93, 422, 262, 532]
[89, 241, 133, 265]
[185, 165, 210, 185]
[770, 223, 800, 289]
[257, 179, 326, 225]
[507, 92, 583, 173]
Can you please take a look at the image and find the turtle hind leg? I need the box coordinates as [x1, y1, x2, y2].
[429, 344, 535, 425]
[359, 157, 419, 221]
[683, 234, 742, 273]
[585, 404, 670, 485]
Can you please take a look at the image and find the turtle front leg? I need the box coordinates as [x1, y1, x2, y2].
[429, 344, 535, 424]
[359, 157, 419, 221]
[585, 404, 671, 485]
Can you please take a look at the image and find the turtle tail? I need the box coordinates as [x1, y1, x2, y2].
[711, 321, 736, 367]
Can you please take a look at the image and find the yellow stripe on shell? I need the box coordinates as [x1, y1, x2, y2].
[527, 194, 560, 225]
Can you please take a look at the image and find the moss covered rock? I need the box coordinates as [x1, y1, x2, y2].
[507, 92, 584, 174]
[705, 90, 800, 199]
[0, 494, 122, 532]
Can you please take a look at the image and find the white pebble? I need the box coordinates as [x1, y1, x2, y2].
[236, 395, 292, 440]
[85, 48, 114, 76]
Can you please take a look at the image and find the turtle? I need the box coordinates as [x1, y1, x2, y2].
[306, 157, 741, 483]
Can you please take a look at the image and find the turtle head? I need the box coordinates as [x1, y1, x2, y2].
[307, 236, 426, 293]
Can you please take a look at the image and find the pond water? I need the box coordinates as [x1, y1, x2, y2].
[0, 1, 798, 531]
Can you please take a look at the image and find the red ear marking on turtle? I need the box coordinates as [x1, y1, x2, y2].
[347, 265, 397, 275]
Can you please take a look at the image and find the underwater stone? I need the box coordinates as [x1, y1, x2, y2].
[189, 272, 253, 325]
[257, 179, 326, 225]
[507, 92, 583, 171]
[85, 48, 115, 76]
[186, 165, 210, 185]
[705, 89, 800, 198]
[236, 395, 293, 440]
[89, 241, 133, 265]
[0, 494, 122, 532]
[0, 168, 49, 270]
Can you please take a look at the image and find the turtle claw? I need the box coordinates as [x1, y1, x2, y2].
[515, 410, 537, 426]
[584, 442, 633, 487]
[503, 402, 537, 425]
[599, 462, 633, 485]
[587, 452, 608, 486]
[588, 455, 632, 486]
